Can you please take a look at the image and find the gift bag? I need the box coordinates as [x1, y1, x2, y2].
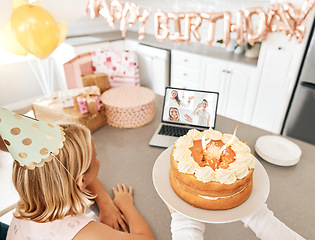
[91, 49, 140, 88]
[32, 86, 106, 132]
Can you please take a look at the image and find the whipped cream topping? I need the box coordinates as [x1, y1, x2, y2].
[173, 129, 255, 184]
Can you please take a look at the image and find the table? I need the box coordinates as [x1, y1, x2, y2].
[92, 95, 315, 240]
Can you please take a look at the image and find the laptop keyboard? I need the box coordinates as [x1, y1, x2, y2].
[158, 125, 190, 137]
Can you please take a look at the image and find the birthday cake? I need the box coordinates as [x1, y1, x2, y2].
[169, 129, 255, 210]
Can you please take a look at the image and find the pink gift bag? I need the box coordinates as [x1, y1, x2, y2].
[91, 49, 140, 88]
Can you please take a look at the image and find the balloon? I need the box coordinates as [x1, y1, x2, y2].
[87, 0, 101, 19]
[267, 4, 295, 39]
[0, 22, 28, 56]
[154, 10, 169, 41]
[0, 0, 13, 28]
[120, 2, 139, 37]
[57, 23, 68, 47]
[283, 0, 315, 25]
[244, 7, 267, 46]
[184, 12, 202, 42]
[10, 4, 60, 59]
[230, 10, 245, 46]
[99, 0, 115, 28]
[222, 12, 232, 47]
[282, 1, 315, 42]
[110, 0, 124, 21]
[40, 0, 88, 24]
[138, 8, 151, 41]
[201, 12, 224, 47]
[168, 12, 187, 43]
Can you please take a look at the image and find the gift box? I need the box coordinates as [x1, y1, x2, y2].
[32, 86, 106, 132]
[63, 52, 93, 89]
[81, 72, 110, 94]
[101, 86, 155, 128]
[91, 49, 140, 88]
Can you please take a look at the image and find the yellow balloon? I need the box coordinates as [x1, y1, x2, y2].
[10, 4, 60, 59]
[0, 22, 28, 56]
[57, 23, 68, 47]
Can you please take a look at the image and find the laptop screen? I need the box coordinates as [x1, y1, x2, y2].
[162, 87, 219, 129]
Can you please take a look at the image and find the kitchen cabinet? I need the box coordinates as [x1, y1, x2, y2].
[201, 56, 257, 124]
[170, 50, 203, 90]
[136, 44, 170, 95]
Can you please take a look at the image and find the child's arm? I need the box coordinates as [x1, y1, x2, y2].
[112, 184, 155, 239]
[86, 178, 128, 232]
[75, 184, 155, 240]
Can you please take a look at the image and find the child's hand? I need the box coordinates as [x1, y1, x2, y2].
[99, 199, 128, 232]
[112, 184, 134, 213]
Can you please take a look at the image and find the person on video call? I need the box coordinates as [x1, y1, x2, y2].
[187, 99, 211, 127]
[166, 90, 194, 109]
[168, 107, 192, 123]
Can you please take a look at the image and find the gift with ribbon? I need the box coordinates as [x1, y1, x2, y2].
[76, 94, 101, 115]
[32, 86, 106, 132]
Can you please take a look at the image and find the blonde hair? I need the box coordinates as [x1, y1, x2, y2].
[12, 123, 95, 222]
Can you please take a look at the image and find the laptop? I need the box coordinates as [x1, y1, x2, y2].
[149, 87, 219, 148]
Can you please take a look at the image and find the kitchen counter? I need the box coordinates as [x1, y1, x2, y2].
[65, 30, 258, 67]
[92, 94, 315, 240]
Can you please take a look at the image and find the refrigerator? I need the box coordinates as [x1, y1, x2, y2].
[282, 19, 315, 145]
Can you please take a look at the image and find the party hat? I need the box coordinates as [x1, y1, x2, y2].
[0, 107, 65, 170]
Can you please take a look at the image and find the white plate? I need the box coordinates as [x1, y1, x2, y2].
[255, 135, 302, 166]
[152, 146, 270, 223]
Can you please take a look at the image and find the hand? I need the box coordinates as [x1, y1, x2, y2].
[188, 96, 194, 101]
[184, 114, 192, 123]
[112, 184, 134, 214]
[197, 103, 203, 108]
[99, 198, 128, 232]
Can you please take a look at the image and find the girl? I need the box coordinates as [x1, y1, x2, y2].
[5, 123, 155, 240]
[169, 107, 181, 122]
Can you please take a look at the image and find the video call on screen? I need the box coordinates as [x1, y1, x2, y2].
[162, 88, 219, 128]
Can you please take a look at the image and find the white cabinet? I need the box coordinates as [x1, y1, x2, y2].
[170, 50, 203, 90]
[136, 44, 170, 95]
[202, 56, 257, 124]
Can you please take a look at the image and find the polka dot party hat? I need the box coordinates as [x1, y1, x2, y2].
[0, 107, 65, 170]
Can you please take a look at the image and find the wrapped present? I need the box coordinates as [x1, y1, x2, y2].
[81, 72, 110, 94]
[91, 49, 140, 88]
[63, 52, 93, 89]
[101, 86, 155, 128]
[32, 86, 106, 132]
[58, 87, 98, 108]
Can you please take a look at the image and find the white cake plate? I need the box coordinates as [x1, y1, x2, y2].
[152, 146, 270, 223]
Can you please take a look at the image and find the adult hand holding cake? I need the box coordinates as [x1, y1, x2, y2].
[169, 128, 255, 210]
